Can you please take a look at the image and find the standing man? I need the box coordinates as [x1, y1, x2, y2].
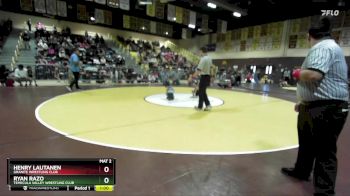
[27, 19, 32, 32]
[66, 48, 81, 91]
[281, 17, 349, 196]
[22, 31, 30, 50]
[192, 47, 212, 111]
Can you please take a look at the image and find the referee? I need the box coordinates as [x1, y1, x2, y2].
[192, 47, 212, 111]
[281, 17, 349, 196]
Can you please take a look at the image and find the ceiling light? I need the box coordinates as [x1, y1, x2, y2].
[233, 12, 241, 17]
[90, 16, 95, 21]
[207, 2, 217, 9]
[141, 26, 146, 30]
[188, 24, 195, 29]
[198, 28, 201, 32]
[139, 0, 153, 5]
[165, 32, 169, 35]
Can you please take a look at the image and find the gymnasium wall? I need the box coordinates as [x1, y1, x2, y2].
[1, 10, 350, 69]
[176, 16, 350, 60]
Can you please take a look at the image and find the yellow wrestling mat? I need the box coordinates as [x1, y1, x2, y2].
[35, 87, 298, 155]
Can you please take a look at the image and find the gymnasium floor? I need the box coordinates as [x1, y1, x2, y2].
[1, 84, 349, 196]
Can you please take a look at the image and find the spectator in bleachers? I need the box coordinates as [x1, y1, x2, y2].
[58, 47, 67, 60]
[14, 64, 31, 87]
[27, 19, 32, 32]
[0, 65, 9, 87]
[37, 39, 48, 55]
[26, 66, 38, 87]
[22, 31, 31, 50]
[85, 30, 89, 39]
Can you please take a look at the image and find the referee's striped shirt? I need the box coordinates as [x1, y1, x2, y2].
[297, 39, 349, 102]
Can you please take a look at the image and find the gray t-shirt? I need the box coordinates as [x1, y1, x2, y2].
[197, 55, 212, 75]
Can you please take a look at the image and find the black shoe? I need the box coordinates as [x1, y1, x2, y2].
[281, 167, 310, 181]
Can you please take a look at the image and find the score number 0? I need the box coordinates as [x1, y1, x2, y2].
[103, 166, 110, 184]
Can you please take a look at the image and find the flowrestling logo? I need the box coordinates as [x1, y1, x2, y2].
[321, 10, 339, 16]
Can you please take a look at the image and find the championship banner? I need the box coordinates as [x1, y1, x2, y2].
[340, 28, 350, 46]
[107, 0, 119, 8]
[119, 0, 129, 10]
[275, 22, 283, 37]
[215, 42, 223, 51]
[253, 25, 261, 38]
[95, 9, 105, 24]
[240, 40, 246, 51]
[57, 0, 67, 17]
[296, 34, 307, 48]
[155, 2, 164, 19]
[216, 33, 222, 42]
[167, 4, 175, 21]
[230, 30, 236, 40]
[46, 0, 57, 15]
[104, 10, 112, 25]
[247, 26, 254, 38]
[77, 4, 87, 21]
[272, 37, 281, 49]
[259, 36, 266, 50]
[331, 14, 343, 29]
[288, 35, 298, 48]
[220, 33, 225, 42]
[225, 32, 231, 42]
[291, 19, 300, 34]
[224, 33, 231, 51]
[209, 33, 216, 44]
[260, 24, 267, 36]
[252, 38, 259, 50]
[201, 14, 208, 31]
[182, 9, 189, 25]
[240, 27, 248, 40]
[95, 0, 106, 4]
[181, 28, 188, 39]
[146, 2, 155, 17]
[150, 21, 156, 34]
[343, 10, 350, 27]
[222, 20, 227, 33]
[224, 40, 231, 51]
[270, 23, 278, 37]
[123, 15, 130, 29]
[34, 0, 46, 13]
[129, 16, 137, 30]
[189, 11, 196, 26]
[267, 23, 273, 36]
[231, 29, 241, 40]
[246, 38, 253, 51]
[21, 0, 33, 11]
[265, 36, 272, 50]
[299, 17, 310, 32]
[175, 6, 183, 24]
[232, 40, 240, 52]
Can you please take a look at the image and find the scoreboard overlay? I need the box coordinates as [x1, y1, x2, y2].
[7, 158, 115, 191]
